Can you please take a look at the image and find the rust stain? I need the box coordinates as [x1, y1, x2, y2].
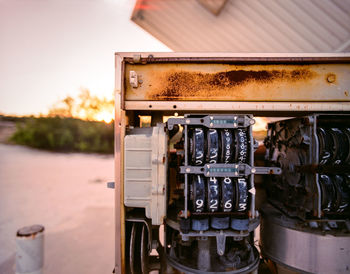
[148, 68, 317, 100]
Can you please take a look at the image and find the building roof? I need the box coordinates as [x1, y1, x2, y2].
[131, 0, 350, 52]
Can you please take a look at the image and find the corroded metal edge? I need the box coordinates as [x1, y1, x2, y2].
[116, 52, 350, 63]
[124, 101, 350, 112]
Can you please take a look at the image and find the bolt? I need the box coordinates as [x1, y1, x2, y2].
[250, 119, 255, 125]
[186, 119, 190, 124]
[327, 74, 336, 83]
[251, 168, 256, 174]
[186, 168, 191, 173]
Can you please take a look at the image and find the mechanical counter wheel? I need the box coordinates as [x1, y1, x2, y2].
[319, 174, 350, 213]
[190, 127, 205, 166]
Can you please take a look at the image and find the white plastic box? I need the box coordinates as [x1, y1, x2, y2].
[124, 124, 168, 225]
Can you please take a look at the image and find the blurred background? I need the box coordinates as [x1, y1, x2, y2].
[0, 0, 349, 273]
[0, 0, 168, 273]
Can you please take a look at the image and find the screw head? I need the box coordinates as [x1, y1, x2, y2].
[327, 74, 336, 83]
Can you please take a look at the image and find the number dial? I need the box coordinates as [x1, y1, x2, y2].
[236, 178, 248, 212]
[221, 177, 234, 212]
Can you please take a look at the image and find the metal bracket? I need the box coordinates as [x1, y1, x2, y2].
[129, 71, 139, 88]
[107, 182, 115, 189]
[132, 54, 141, 63]
[216, 232, 226, 256]
[167, 115, 254, 130]
[253, 166, 282, 175]
[180, 164, 281, 177]
[181, 229, 249, 239]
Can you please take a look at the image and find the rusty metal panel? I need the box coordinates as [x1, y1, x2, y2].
[124, 63, 350, 102]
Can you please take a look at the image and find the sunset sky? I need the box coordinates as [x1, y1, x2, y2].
[0, 0, 170, 116]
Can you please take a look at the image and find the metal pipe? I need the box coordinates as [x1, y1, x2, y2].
[16, 225, 44, 274]
[184, 124, 188, 218]
[249, 121, 255, 218]
[311, 115, 322, 218]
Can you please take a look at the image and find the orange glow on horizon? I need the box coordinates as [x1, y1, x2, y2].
[94, 109, 114, 123]
[74, 105, 114, 123]
[48, 89, 114, 123]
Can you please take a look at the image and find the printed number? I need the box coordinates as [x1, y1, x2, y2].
[210, 199, 218, 209]
[210, 177, 218, 195]
[224, 177, 232, 184]
[238, 203, 247, 211]
[210, 177, 218, 184]
[210, 185, 218, 195]
[195, 129, 203, 135]
[224, 200, 232, 209]
[209, 148, 218, 163]
[196, 199, 204, 208]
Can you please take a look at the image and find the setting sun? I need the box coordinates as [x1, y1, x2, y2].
[48, 89, 114, 123]
[94, 109, 114, 123]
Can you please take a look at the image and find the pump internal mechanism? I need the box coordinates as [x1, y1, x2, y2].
[261, 114, 350, 274]
[165, 114, 280, 273]
[264, 114, 350, 219]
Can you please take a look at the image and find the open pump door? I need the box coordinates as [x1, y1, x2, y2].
[114, 53, 350, 274]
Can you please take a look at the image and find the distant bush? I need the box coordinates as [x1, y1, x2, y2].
[0, 114, 29, 123]
[10, 116, 114, 154]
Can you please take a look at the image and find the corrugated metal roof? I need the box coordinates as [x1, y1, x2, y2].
[131, 0, 350, 52]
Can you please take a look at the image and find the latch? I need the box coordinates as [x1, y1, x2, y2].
[129, 71, 143, 88]
[129, 71, 138, 88]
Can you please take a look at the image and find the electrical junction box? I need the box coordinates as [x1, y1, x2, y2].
[124, 125, 167, 225]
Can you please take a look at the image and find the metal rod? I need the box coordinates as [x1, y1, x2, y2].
[311, 115, 322, 218]
[184, 124, 188, 218]
[249, 121, 255, 219]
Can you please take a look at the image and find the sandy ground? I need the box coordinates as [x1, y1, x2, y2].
[0, 143, 115, 274]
